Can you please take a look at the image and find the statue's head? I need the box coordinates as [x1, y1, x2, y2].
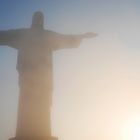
[31, 11, 44, 29]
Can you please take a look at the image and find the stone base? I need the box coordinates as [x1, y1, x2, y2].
[9, 136, 58, 140]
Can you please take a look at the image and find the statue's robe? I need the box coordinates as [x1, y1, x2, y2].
[0, 29, 82, 137]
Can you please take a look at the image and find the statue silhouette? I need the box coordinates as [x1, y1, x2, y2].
[0, 11, 97, 140]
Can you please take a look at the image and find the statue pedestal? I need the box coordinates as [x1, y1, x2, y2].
[9, 136, 58, 140]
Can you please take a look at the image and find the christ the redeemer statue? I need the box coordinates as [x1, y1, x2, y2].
[0, 11, 97, 140]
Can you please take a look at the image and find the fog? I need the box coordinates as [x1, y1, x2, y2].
[1, 1, 140, 140]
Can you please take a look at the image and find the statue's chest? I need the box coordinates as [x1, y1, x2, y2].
[20, 32, 51, 53]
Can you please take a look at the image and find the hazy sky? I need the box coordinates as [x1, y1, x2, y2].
[1, 0, 140, 140]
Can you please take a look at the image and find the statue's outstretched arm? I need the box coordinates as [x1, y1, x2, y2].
[78, 32, 98, 39]
[0, 29, 24, 49]
[47, 31, 98, 51]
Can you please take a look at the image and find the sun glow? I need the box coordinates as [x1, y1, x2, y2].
[122, 116, 140, 140]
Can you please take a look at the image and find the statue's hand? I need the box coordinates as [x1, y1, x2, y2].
[82, 32, 98, 39]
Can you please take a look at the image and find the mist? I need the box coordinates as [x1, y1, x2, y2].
[1, 1, 140, 140]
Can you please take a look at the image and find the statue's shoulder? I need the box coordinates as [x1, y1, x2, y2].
[44, 29, 59, 35]
[6, 28, 29, 37]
